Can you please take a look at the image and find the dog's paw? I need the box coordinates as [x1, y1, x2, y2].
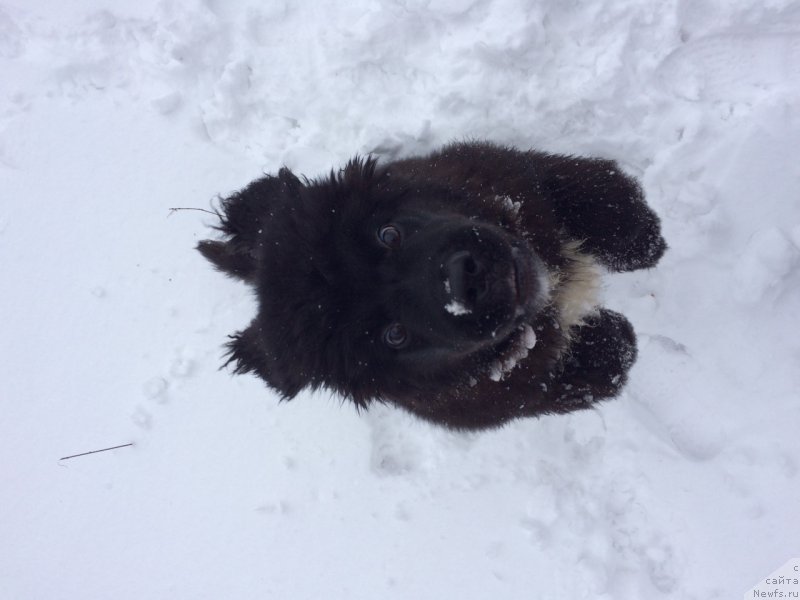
[546, 158, 667, 272]
[552, 309, 637, 410]
[602, 207, 667, 272]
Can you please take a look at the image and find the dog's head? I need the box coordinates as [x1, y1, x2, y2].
[199, 158, 552, 407]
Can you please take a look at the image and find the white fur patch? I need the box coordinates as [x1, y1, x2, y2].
[550, 240, 602, 332]
[495, 194, 521, 219]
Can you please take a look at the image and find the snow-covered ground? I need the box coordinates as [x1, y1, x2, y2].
[2, 0, 799, 598]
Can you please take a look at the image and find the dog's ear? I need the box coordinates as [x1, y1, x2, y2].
[277, 166, 303, 190]
[196, 240, 256, 282]
[224, 322, 306, 400]
[198, 168, 305, 281]
[216, 168, 303, 240]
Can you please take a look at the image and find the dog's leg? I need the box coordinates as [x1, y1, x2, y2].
[542, 156, 667, 272]
[545, 308, 638, 413]
[406, 309, 636, 429]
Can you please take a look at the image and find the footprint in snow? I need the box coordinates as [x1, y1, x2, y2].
[131, 406, 153, 430]
[170, 354, 197, 379]
[644, 334, 689, 356]
[365, 405, 437, 477]
[656, 31, 800, 101]
[734, 227, 799, 304]
[130, 350, 198, 430]
[143, 376, 169, 404]
[0, 8, 25, 59]
[640, 537, 680, 594]
[669, 422, 725, 462]
[131, 378, 167, 430]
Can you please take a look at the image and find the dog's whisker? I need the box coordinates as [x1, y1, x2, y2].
[168, 207, 218, 217]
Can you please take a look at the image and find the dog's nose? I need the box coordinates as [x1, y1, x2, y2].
[444, 250, 489, 307]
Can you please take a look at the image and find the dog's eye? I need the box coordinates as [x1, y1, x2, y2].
[377, 224, 402, 248]
[383, 323, 409, 349]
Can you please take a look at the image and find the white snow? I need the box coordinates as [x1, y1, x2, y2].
[444, 299, 471, 316]
[496, 194, 521, 219]
[520, 323, 537, 350]
[487, 324, 537, 382]
[1, 1, 799, 598]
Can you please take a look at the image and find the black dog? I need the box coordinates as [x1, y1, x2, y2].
[199, 141, 665, 430]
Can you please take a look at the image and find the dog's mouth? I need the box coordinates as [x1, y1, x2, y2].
[511, 249, 525, 306]
[511, 245, 548, 317]
[437, 239, 549, 341]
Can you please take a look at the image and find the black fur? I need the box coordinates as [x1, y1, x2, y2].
[199, 141, 666, 430]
